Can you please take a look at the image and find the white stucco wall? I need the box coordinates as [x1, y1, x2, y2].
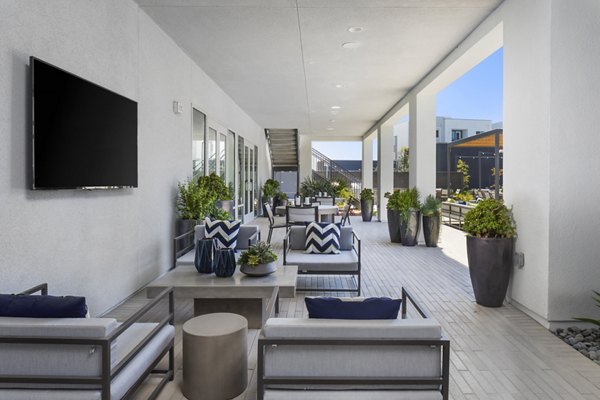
[502, 0, 552, 323]
[0, 1, 266, 315]
[547, 0, 600, 324]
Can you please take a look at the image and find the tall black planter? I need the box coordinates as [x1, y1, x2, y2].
[361, 199, 374, 222]
[176, 218, 197, 251]
[400, 210, 421, 247]
[466, 236, 514, 307]
[422, 215, 440, 247]
[387, 209, 402, 243]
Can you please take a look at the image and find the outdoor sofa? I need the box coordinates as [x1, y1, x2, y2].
[257, 288, 450, 400]
[0, 283, 175, 400]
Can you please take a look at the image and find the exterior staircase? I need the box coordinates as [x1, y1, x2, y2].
[312, 148, 362, 198]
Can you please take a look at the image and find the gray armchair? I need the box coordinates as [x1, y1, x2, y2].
[283, 225, 361, 294]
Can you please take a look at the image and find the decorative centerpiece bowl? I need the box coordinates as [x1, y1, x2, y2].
[239, 241, 278, 277]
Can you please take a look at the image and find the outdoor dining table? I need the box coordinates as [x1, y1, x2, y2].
[275, 204, 339, 223]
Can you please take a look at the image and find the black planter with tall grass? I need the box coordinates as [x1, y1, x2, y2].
[398, 187, 421, 247]
[360, 188, 374, 222]
[421, 194, 441, 247]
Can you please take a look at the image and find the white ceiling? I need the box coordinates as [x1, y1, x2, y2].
[137, 0, 502, 138]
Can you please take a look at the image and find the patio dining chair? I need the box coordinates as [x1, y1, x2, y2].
[264, 202, 287, 244]
[341, 203, 352, 226]
[286, 205, 318, 227]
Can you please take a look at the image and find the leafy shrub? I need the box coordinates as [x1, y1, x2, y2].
[238, 241, 278, 266]
[463, 198, 516, 238]
[457, 159, 470, 191]
[198, 173, 231, 200]
[177, 178, 209, 220]
[262, 179, 280, 198]
[385, 190, 401, 211]
[360, 188, 374, 201]
[421, 194, 441, 217]
[300, 177, 331, 197]
[453, 191, 473, 203]
[396, 187, 421, 221]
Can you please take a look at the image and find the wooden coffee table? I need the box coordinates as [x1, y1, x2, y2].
[146, 265, 297, 328]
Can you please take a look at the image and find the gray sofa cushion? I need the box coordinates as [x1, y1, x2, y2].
[263, 318, 442, 340]
[286, 250, 358, 272]
[264, 390, 442, 400]
[289, 226, 353, 251]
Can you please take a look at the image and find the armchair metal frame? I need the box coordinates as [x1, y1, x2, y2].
[0, 283, 175, 400]
[257, 288, 449, 400]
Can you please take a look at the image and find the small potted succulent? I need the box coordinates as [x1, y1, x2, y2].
[239, 241, 278, 276]
[360, 188, 374, 222]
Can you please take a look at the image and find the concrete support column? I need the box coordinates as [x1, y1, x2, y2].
[361, 135, 374, 190]
[378, 124, 394, 221]
[408, 91, 436, 199]
[298, 134, 312, 186]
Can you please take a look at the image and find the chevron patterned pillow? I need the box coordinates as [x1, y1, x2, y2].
[305, 222, 341, 254]
[204, 218, 241, 249]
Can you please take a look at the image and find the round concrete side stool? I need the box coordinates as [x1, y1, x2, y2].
[182, 313, 248, 400]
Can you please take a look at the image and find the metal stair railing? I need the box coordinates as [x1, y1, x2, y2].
[311, 148, 362, 198]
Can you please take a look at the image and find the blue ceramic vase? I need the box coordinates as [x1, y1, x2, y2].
[194, 238, 215, 274]
[214, 248, 236, 277]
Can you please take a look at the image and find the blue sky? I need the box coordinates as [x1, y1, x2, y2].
[313, 47, 503, 160]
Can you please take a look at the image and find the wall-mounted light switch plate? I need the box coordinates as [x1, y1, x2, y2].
[173, 101, 184, 114]
[515, 252, 525, 268]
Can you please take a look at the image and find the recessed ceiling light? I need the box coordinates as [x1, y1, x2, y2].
[342, 42, 361, 49]
[348, 27, 363, 33]
[326, 127, 334, 131]
[329, 119, 336, 123]
[308, 60, 316, 65]
[334, 84, 343, 88]
[331, 106, 341, 110]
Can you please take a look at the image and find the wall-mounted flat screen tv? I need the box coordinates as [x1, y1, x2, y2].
[31, 57, 138, 190]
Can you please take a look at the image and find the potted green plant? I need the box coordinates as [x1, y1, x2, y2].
[397, 187, 421, 247]
[176, 178, 209, 249]
[263, 179, 280, 202]
[274, 191, 288, 208]
[385, 190, 402, 243]
[239, 241, 279, 276]
[360, 188, 374, 222]
[198, 173, 233, 218]
[421, 194, 441, 247]
[463, 198, 516, 307]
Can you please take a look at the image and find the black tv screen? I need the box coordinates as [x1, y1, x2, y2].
[31, 57, 138, 189]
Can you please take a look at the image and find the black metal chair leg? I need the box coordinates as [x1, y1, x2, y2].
[267, 227, 273, 244]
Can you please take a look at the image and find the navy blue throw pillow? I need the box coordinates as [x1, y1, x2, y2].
[305, 297, 401, 320]
[0, 294, 88, 318]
